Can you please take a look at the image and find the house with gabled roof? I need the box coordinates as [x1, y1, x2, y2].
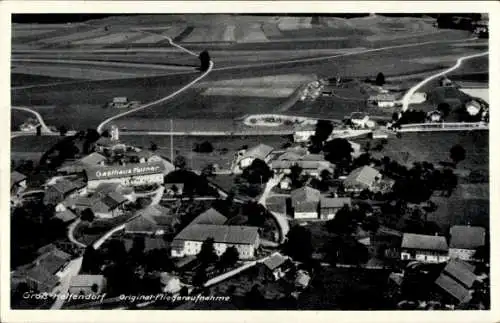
[435, 259, 477, 305]
[124, 204, 179, 235]
[11, 171, 27, 196]
[69, 274, 107, 296]
[400, 233, 449, 263]
[288, 186, 321, 219]
[91, 191, 129, 218]
[258, 253, 294, 281]
[448, 225, 486, 261]
[319, 197, 352, 220]
[188, 207, 228, 226]
[43, 178, 87, 206]
[58, 152, 107, 175]
[343, 165, 382, 193]
[171, 224, 259, 259]
[233, 143, 274, 173]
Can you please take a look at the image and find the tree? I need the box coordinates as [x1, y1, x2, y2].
[81, 208, 95, 223]
[283, 225, 313, 262]
[323, 138, 354, 169]
[450, 144, 466, 165]
[242, 158, 273, 184]
[199, 50, 211, 72]
[193, 141, 214, 153]
[242, 201, 267, 227]
[313, 120, 334, 144]
[59, 126, 68, 136]
[437, 102, 451, 118]
[130, 236, 146, 259]
[174, 155, 187, 170]
[289, 164, 303, 187]
[375, 72, 386, 86]
[220, 246, 239, 267]
[319, 169, 332, 192]
[198, 237, 218, 264]
[150, 142, 158, 152]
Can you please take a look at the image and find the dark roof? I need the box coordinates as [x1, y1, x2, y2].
[11, 171, 26, 185]
[125, 207, 178, 233]
[320, 197, 352, 209]
[241, 144, 274, 160]
[94, 182, 121, 195]
[174, 224, 259, 245]
[79, 152, 107, 166]
[401, 233, 448, 251]
[102, 191, 128, 207]
[344, 166, 381, 188]
[123, 237, 169, 252]
[54, 209, 78, 223]
[15, 266, 60, 293]
[35, 247, 71, 275]
[262, 253, 288, 270]
[85, 162, 166, 181]
[443, 259, 476, 288]
[277, 151, 304, 161]
[50, 179, 81, 195]
[189, 208, 227, 226]
[449, 225, 486, 249]
[435, 274, 473, 304]
[291, 186, 321, 204]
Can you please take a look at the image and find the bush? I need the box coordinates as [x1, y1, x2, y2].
[193, 141, 214, 153]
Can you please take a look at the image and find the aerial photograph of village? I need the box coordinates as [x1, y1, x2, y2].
[9, 12, 489, 311]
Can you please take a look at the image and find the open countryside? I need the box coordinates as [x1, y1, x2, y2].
[10, 13, 490, 312]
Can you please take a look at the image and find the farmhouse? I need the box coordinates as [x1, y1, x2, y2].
[90, 191, 129, 218]
[400, 233, 449, 263]
[319, 197, 352, 220]
[188, 208, 228, 226]
[288, 186, 321, 219]
[164, 183, 184, 196]
[171, 224, 260, 259]
[343, 166, 382, 192]
[69, 275, 107, 296]
[85, 162, 165, 191]
[258, 253, 294, 281]
[43, 178, 87, 206]
[293, 127, 316, 143]
[448, 225, 486, 261]
[125, 204, 179, 235]
[435, 259, 476, 304]
[11, 171, 27, 196]
[271, 160, 333, 177]
[367, 93, 398, 108]
[58, 152, 107, 175]
[54, 209, 78, 223]
[233, 144, 274, 172]
[350, 112, 375, 129]
[11, 245, 72, 294]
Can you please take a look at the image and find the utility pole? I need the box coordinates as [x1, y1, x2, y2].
[170, 119, 174, 162]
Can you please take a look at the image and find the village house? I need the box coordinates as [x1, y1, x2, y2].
[54, 208, 78, 224]
[11, 245, 72, 294]
[448, 225, 486, 261]
[288, 186, 321, 220]
[258, 253, 294, 281]
[125, 151, 175, 175]
[293, 126, 316, 143]
[279, 176, 292, 190]
[367, 93, 398, 108]
[90, 191, 129, 218]
[319, 197, 352, 220]
[124, 204, 179, 235]
[43, 178, 87, 206]
[350, 112, 375, 129]
[68, 274, 107, 296]
[435, 259, 477, 305]
[271, 160, 334, 178]
[400, 233, 449, 263]
[159, 272, 181, 294]
[11, 171, 27, 196]
[427, 110, 443, 122]
[233, 144, 274, 173]
[171, 224, 260, 259]
[343, 166, 382, 193]
[85, 162, 165, 191]
[57, 152, 107, 175]
[164, 183, 184, 197]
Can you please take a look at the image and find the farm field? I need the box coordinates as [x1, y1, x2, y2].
[355, 130, 489, 171]
[11, 73, 197, 130]
[11, 135, 62, 152]
[120, 134, 290, 170]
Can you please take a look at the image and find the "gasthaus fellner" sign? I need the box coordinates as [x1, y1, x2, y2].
[86, 162, 166, 181]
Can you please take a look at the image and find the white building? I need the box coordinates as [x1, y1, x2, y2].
[85, 162, 165, 191]
[448, 225, 486, 261]
[233, 144, 274, 173]
[171, 224, 260, 260]
[401, 233, 449, 263]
